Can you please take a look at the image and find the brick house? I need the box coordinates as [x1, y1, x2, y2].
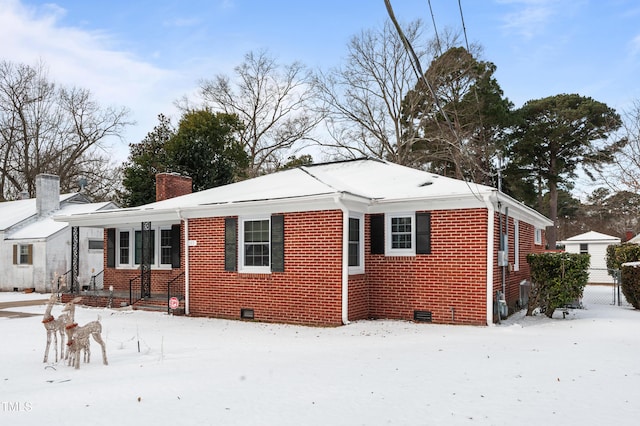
[55, 159, 551, 326]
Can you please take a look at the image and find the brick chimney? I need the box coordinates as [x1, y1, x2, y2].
[36, 174, 60, 217]
[155, 173, 192, 202]
[625, 230, 635, 242]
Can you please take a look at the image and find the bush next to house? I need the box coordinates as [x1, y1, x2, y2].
[526, 252, 590, 318]
[620, 263, 640, 309]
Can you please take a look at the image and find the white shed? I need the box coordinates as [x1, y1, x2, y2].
[560, 231, 621, 284]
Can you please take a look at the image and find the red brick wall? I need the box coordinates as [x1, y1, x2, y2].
[491, 214, 547, 320]
[187, 210, 344, 326]
[365, 209, 489, 326]
[100, 207, 548, 327]
[348, 274, 368, 321]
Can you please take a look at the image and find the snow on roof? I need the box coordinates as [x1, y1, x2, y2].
[55, 159, 552, 228]
[7, 201, 114, 240]
[125, 158, 496, 210]
[0, 193, 77, 231]
[560, 231, 621, 244]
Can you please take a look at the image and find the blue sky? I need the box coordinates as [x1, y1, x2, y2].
[2, 0, 640, 167]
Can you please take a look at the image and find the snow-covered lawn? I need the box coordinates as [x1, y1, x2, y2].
[1, 287, 639, 426]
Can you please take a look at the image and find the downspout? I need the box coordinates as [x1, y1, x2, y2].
[334, 194, 350, 325]
[483, 193, 496, 326]
[177, 209, 190, 315]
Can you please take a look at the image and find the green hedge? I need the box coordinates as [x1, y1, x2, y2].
[621, 263, 640, 309]
[606, 243, 640, 273]
[526, 252, 590, 318]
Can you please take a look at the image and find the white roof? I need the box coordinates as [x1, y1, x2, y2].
[560, 231, 621, 244]
[54, 159, 552, 228]
[7, 201, 115, 240]
[0, 193, 77, 231]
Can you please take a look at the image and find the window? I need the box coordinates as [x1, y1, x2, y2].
[119, 231, 130, 265]
[348, 214, 364, 274]
[580, 243, 588, 254]
[386, 213, 415, 256]
[534, 228, 542, 245]
[240, 217, 270, 272]
[13, 244, 33, 265]
[373, 212, 431, 256]
[227, 215, 284, 273]
[115, 226, 175, 269]
[348, 218, 360, 266]
[88, 239, 103, 250]
[160, 229, 172, 265]
[513, 220, 520, 272]
[19, 245, 30, 264]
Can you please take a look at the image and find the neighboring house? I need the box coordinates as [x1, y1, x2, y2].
[0, 174, 117, 293]
[559, 231, 621, 284]
[628, 233, 640, 244]
[55, 159, 552, 326]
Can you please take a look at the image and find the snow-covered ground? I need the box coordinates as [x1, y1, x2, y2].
[1, 286, 639, 426]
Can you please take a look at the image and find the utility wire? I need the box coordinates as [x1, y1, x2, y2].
[428, 0, 443, 56]
[384, 0, 458, 143]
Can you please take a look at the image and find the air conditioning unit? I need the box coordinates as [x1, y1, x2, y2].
[497, 250, 508, 266]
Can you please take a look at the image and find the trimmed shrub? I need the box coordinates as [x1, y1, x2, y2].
[621, 263, 640, 309]
[526, 252, 590, 318]
[606, 243, 640, 275]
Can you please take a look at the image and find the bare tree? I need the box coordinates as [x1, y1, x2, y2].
[315, 19, 429, 166]
[198, 50, 323, 177]
[608, 101, 640, 193]
[0, 60, 131, 201]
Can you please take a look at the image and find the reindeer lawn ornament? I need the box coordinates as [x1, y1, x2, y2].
[66, 318, 108, 369]
[42, 294, 67, 363]
[59, 296, 83, 359]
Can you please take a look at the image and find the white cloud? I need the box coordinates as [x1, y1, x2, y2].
[0, 0, 193, 160]
[498, 0, 554, 40]
[631, 34, 640, 57]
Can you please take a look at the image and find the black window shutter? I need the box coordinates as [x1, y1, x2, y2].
[106, 228, 116, 268]
[171, 224, 181, 268]
[370, 214, 384, 254]
[271, 214, 284, 272]
[416, 212, 432, 254]
[224, 218, 237, 271]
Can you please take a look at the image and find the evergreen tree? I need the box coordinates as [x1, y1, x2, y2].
[119, 114, 173, 207]
[166, 109, 248, 192]
[505, 94, 624, 248]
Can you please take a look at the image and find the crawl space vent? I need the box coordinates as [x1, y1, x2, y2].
[413, 310, 433, 322]
[240, 308, 255, 320]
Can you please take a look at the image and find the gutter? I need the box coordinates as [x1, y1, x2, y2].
[483, 193, 496, 326]
[333, 194, 350, 325]
[177, 209, 190, 315]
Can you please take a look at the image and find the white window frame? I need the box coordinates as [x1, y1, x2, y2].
[17, 244, 31, 265]
[385, 212, 416, 256]
[513, 219, 520, 271]
[348, 213, 365, 274]
[534, 228, 542, 245]
[116, 226, 173, 269]
[239, 216, 271, 274]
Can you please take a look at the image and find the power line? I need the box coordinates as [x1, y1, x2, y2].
[428, 0, 443, 56]
[458, 0, 471, 52]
